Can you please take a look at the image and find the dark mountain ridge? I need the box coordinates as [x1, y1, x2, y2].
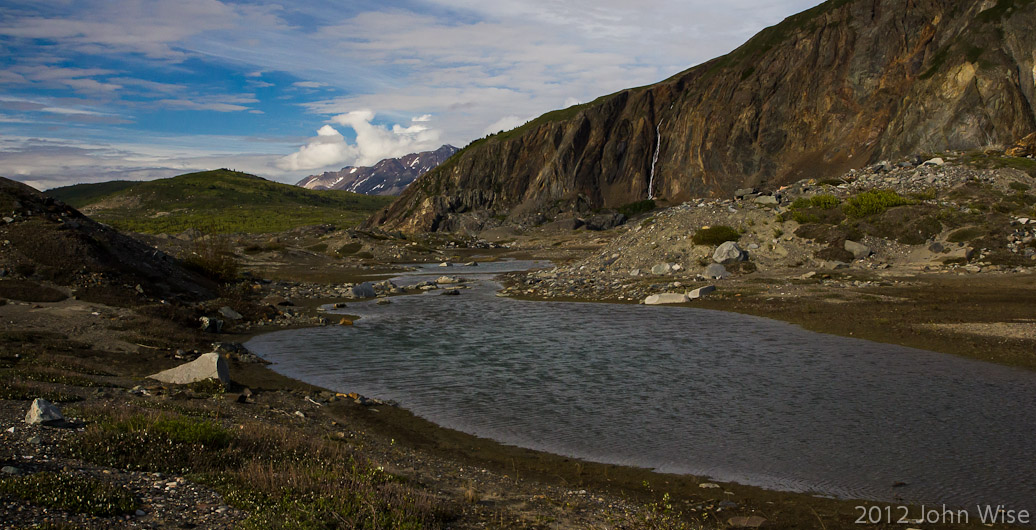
[370, 0, 1036, 232]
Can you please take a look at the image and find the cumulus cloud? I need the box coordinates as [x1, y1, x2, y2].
[277, 111, 441, 171]
[292, 81, 327, 88]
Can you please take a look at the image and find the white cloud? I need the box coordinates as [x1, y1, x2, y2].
[292, 81, 327, 88]
[483, 115, 528, 136]
[277, 110, 441, 171]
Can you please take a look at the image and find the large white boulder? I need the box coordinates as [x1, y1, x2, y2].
[25, 398, 64, 425]
[713, 241, 746, 264]
[644, 293, 689, 305]
[149, 352, 230, 386]
[687, 285, 716, 299]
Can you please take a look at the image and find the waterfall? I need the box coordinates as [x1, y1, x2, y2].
[648, 119, 662, 200]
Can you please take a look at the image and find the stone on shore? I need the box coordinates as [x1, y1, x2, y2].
[149, 352, 230, 386]
[644, 293, 689, 305]
[704, 263, 730, 279]
[713, 241, 746, 264]
[436, 276, 461, 284]
[728, 515, 768, 528]
[843, 240, 872, 260]
[25, 398, 64, 425]
[351, 282, 376, 298]
[198, 316, 223, 333]
[651, 263, 677, 275]
[218, 306, 243, 320]
[687, 285, 716, 299]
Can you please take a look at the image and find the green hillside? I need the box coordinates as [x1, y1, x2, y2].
[48, 169, 393, 234]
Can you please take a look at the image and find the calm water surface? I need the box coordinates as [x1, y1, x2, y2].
[246, 261, 1036, 510]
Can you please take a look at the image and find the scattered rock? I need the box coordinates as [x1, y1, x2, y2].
[149, 352, 230, 386]
[822, 261, 849, 270]
[442, 289, 460, 296]
[644, 293, 689, 305]
[651, 263, 676, 275]
[25, 398, 64, 425]
[943, 246, 974, 261]
[843, 240, 872, 260]
[923, 157, 945, 166]
[734, 187, 756, 199]
[728, 515, 768, 528]
[218, 306, 243, 320]
[687, 285, 716, 299]
[699, 482, 720, 489]
[351, 282, 376, 298]
[752, 195, 778, 206]
[339, 317, 353, 326]
[928, 242, 945, 253]
[376, 298, 391, 305]
[436, 276, 461, 284]
[198, 316, 224, 333]
[704, 263, 730, 279]
[713, 241, 746, 264]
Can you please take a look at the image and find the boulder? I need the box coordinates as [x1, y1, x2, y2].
[843, 240, 872, 260]
[436, 276, 461, 284]
[704, 263, 730, 279]
[650, 263, 675, 275]
[199, 316, 223, 333]
[149, 352, 230, 386]
[928, 242, 945, 253]
[351, 282, 376, 298]
[25, 398, 64, 425]
[218, 306, 243, 320]
[687, 285, 716, 299]
[822, 261, 849, 270]
[923, 157, 945, 166]
[713, 241, 745, 264]
[753, 195, 778, 206]
[943, 246, 974, 261]
[644, 293, 689, 305]
[584, 212, 627, 231]
[733, 187, 756, 199]
[442, 289, 460, 296]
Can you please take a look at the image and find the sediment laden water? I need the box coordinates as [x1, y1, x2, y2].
[246, 261, 1036, 512]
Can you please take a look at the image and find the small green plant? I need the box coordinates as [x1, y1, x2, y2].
[618, 199, 657, 218]
[790, 194, 840, 210]
[773, 228, 784, 238]
[692, 225, 740, 245]
[0, 472, 137, 516]
[1009, 181, 1031, 192]
[947, 226, 986, 243]
[843, 190, 916, 217]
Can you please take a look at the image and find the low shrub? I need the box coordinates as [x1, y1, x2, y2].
[691, 226, 740, 245]
[0, 472, 137, 516]
[618, 199, 656, 218]
[843, 190, 916, 217]
[790, 194, 840, 210]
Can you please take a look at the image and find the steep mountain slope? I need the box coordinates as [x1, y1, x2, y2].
[371, 0, 1036, 233]
[0, 177, 215, 302]
[296, 145, 459, 195]
[49, 170, 393, 234]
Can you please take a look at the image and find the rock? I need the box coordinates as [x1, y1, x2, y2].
[728, 515, 768, 528]
[339, 317, 353, 326]
[923, 157, 945, 166]
[149, 352, 230, 386]
[1, 466, 20, 475]
[436, 276, 461, 284]
[699, 482, 721, 489]
[438, 262, 451, 267]
[1006, 132, 1036, 157]
[376, 299, 391, 305]
[752, 195, 778, 206]
[584, 212, 627, 231]
[644, 293, 689, 305]
[800, 271, 817, 279]
[629, 269, 641, 277]
[704, 263, 730, 279]
[218, 306, 243, 320]
[261, 295, 293, 306]
[28, 435, 42, 445]
[198, 316, 223, 333]
[442, 289, 460, 296]
[135, 509, 146, 517]
[734, 187, 756, 199]
[25, 398, 64, 425]
[719, 500, 738, 509]
[351, 282, 376, 298]
[713, 241, 745, 264]
[687, 285, 716, 299]
[650, 263, 675, 275]
[843, 240, 872, 260]
[462, 261, 478, 266]
[236, 388, 253, 403]
[944, 246, 974, 261]
[822, 260, 849, 270]
[928, 242, 945, 253]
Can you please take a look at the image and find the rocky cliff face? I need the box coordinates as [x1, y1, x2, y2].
[297, 145, 458, 195]
[370, 0, 1036, 233]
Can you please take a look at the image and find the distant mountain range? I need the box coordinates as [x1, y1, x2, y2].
[296, 145, 459, 195]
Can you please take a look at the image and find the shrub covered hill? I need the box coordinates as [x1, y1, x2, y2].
[368, 0, 1036, 233]
[0, 177, 216, 304]
[50, 169, 393, 235]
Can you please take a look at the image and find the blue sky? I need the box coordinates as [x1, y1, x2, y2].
[0, 0, 819, 189]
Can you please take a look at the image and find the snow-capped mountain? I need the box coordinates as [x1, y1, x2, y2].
[296, 145, 459, 195]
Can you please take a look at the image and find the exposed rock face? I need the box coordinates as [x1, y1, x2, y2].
[297, 145, 459, 195]
[371, 0, 1036, 232]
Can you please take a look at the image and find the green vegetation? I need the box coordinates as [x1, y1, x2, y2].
[692, 225, 740, 245]
[69, 407, 454, 529]
[842, 190, 916, 217]
[947, 226, 986, 243]
[50, 170, 393, 234]
[0, 472, 137, 516]
[790, 194, 840, 210]
[48, 180, 138, 207]
[618, 199, 657, 218]
[959, 150, 1036, 177]
[182, 237, 239, 283]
